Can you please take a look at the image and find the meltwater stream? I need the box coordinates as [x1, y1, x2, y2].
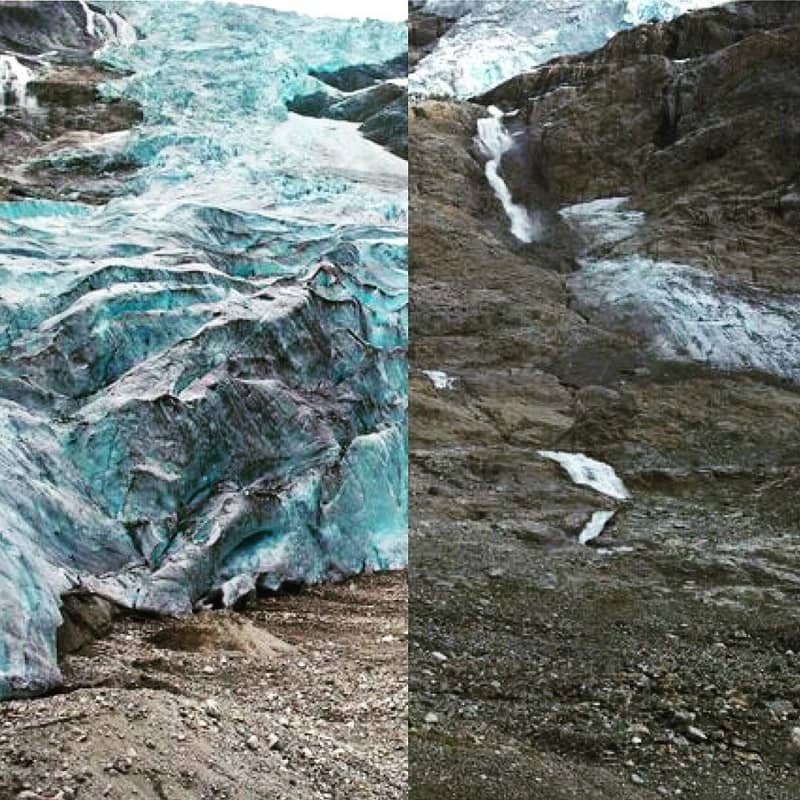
[0, 3, 407, 697]
[475, 106, 540, 243]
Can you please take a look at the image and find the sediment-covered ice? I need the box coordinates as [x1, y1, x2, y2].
[0, 3, 407, 698]
[411, 0, 723, 98]
[570, 257, 800, 383]
[539, 451, 630, 501]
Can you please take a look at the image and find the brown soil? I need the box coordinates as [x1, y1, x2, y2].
[0, 572, 408, 800]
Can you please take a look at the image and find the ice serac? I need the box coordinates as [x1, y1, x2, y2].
[410, 0, 723, 98]
[0, 3, 407, 698]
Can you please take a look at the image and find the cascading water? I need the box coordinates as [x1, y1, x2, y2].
[475, 106, 540, 243]
[0, 54, 33, 113]
[0, 2, 407, 698]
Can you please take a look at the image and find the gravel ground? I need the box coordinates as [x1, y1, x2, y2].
[0, 572, 408, 800]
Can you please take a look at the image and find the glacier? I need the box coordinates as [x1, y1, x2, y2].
[410, 0, 724, 98]
[570, 256, 800, 383]
[0, 2, 407, 698]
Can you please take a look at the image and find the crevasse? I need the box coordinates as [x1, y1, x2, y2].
[0, 2, 407, 698]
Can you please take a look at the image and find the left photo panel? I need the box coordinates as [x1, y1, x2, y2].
[0, 0, 408, 796]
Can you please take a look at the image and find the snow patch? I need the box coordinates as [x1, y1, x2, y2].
[422, 369, 455, 390]
[539, 450, 630, 501]
[578, 509, 617, 545]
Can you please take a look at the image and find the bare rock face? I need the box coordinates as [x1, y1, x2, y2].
[478, 1, 800, 290]
[0, 2, 142, 203]
[408, 1, 456, 70]
[410, 3, 800, 796]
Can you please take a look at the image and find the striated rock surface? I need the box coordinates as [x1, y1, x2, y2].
[410, 2, 800, 797]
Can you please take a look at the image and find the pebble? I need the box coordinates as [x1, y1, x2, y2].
[204, 699, 222, 719]
[246, 734, 259, 751]
[424, 712, 439, 725]
[686, 726, 707, 742]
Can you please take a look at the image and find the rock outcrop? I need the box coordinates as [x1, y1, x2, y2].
[288, 54, 409, 158]
[410, 2, 800, 796]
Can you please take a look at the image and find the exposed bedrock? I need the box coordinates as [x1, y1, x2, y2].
[408, 1, 457, 70]
[462, 1, 800, 388]
[288, 54, 409, 158]
[0, 2, 142, 203]
[476, 1, 800, 289]
[409, 0, 800, 558]
[410, 4, 800, 792]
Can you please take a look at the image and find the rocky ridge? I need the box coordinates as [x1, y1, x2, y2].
[409, 2, 800, 797]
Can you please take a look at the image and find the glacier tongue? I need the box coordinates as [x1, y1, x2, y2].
[412, 0, 724, 98]
[0, 4, 407, 699]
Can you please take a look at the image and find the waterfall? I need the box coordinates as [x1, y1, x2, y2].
[0, 55, 33, 112]
[475, 106, 540, 243]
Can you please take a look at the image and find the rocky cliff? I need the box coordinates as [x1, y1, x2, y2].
[410, 2, 800, 797]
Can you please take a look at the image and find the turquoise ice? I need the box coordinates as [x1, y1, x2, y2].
[0, 2, 407, 698]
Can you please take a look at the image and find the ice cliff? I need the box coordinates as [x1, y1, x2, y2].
[0, 2, 407, 698]
[410, 0, 723, 98]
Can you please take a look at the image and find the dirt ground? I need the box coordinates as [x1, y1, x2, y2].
[0, 572, 407, 800]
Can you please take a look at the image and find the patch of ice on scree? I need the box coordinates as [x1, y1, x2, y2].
[538, 450, 630, 501]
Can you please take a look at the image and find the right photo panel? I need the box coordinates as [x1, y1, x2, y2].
[409, 1, 800, 797]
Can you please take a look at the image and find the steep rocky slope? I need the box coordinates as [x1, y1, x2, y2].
[409, 2, 800, 797]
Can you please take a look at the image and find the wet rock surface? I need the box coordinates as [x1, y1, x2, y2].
[409, 2, 800, 797]
[0, 572, 408, 800]
[0, 2, 142, 203]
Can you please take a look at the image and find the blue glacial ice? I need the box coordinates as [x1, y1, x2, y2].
[0, 2, 407, 697]
[411, 0, 724, 98]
